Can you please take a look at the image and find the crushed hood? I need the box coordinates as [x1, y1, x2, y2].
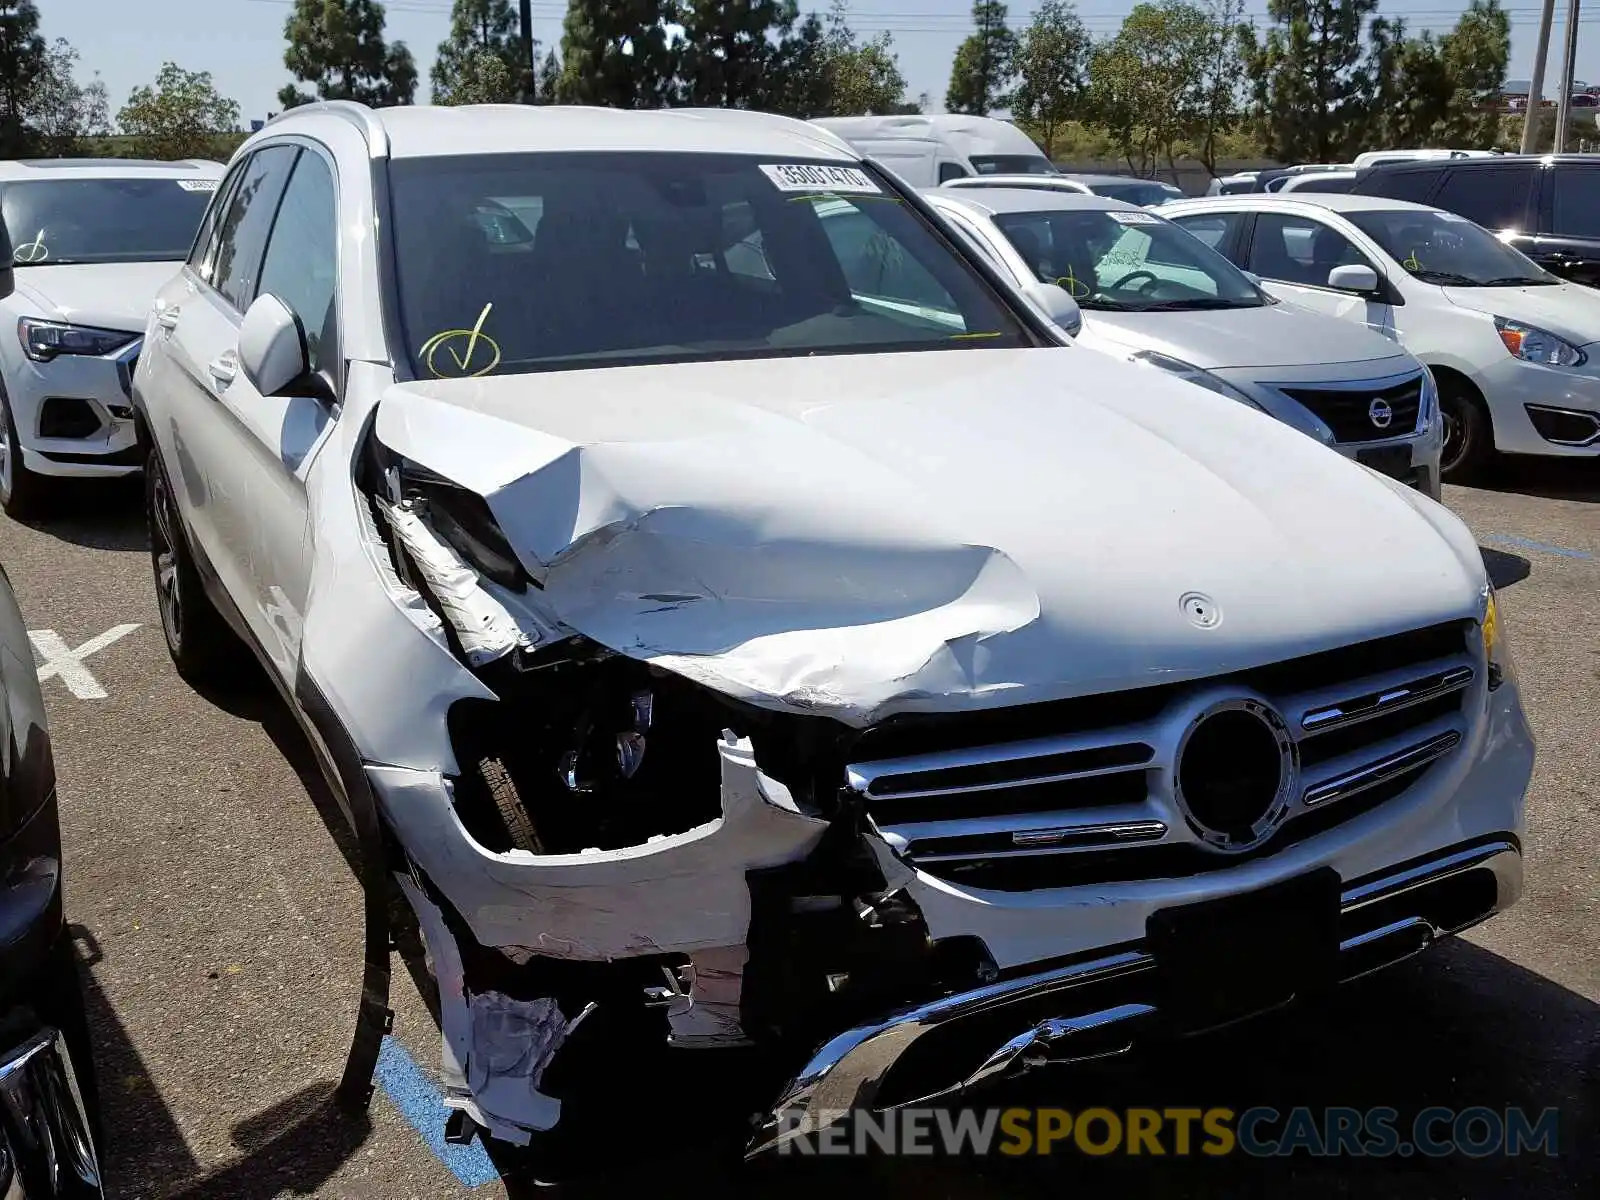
[1441, 281, 1600, 349]
[12, 262, 181, 332]
[1083, 299, 1406, 371]
[375, 347, 1486, 726]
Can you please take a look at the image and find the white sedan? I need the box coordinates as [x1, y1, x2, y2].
[1164, 192, 1600, 478]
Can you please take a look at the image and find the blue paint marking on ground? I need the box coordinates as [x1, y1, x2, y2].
[375, 1035, 500, 1188]
[1483, 533, 1594, 561]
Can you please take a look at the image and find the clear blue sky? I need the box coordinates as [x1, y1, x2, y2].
[41, 0, 1600, 124]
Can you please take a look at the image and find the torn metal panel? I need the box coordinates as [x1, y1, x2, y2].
[659, 946, 752, 1047]
[368, 736, 829, 956]
[373, 348, 1489, 727]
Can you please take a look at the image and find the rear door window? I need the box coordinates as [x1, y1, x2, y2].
[1358, 166, 1442, 204]
[1431, 166, 1535, 231]
[1549, 165, 1600, 239]
[1168, 212, 1245, 258]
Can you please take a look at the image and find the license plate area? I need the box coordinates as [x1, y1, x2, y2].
[1356, 445, 1412, 479]
[1147, 868, 1341, 1034]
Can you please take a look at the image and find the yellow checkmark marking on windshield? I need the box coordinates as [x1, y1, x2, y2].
[449, 303, 494, 371]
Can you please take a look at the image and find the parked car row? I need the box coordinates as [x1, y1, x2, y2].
[0, 106, 1542, 1186]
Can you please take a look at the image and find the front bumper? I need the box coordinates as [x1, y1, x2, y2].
[1476, 355, 1600, 457]
[5, 339, 143, 479]
[0, 1027, 103, 1198]
[749, 837, 1522, 1155]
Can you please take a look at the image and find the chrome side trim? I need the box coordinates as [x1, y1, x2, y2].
[0, 1027, 103, 1199]
[1302, 665, 1475, 734]
[1302, 731, 1462, 807]
[1341, 838, 1522, 912]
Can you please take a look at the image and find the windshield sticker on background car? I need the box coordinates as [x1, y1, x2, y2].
[1403, 250, 1423, 271]
[419, 302, 502, 379]
[759, 164, 880, 194]
[176, 179, 219, 192]
[1107, 211, 1161, 225]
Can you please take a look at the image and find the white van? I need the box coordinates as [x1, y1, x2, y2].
[810, 114, 1056, 187]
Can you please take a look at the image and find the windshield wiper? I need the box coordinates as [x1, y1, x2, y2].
[1408, 268, 1478, 286]
[1137, 297, 1262, 311]
[1479, 275, 1557, 287]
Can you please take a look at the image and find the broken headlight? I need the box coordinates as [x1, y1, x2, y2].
[1481, 583, 1515, 691]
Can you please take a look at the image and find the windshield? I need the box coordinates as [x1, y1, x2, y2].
[970, 154, 1059, 176]
[990, 207, 1266, 311]
[387, 153, 1030, 378]
[1, 177, 215, 265]
[1346, 210, 1557, 286]
[1090, 181, 1181, 206]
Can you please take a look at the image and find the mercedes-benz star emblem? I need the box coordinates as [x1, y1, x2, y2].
[1368, 397, 1394, 429]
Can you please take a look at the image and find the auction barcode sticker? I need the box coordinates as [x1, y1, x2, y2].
[177, 179, 219, 192]
[760, 163, 881, 193]
[1107, 210, 1161, 224]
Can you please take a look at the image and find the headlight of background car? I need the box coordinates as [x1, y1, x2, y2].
[1493, 316, 1586, 367]
[1418, 365, 1440, 431]
[1481, 583, 1514, 691]
[17, 317, 139, 364]
[1129, 350, 1268, 411]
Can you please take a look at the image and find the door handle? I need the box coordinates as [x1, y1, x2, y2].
[207, 354, 237, 388]
[155, 307, 180, 332]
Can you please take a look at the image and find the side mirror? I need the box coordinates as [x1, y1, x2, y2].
[0, 215, 14, 301]
[1020, 281, 1083, 338]
[238, 293, 310, 397]
[1328, 263, 1379, 293]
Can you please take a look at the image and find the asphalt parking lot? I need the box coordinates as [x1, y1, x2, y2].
[1, 460, 1595, 1199]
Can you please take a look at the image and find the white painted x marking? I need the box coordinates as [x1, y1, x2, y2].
[30, 624, 141, 700]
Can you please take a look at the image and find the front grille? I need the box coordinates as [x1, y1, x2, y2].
[1281, 376, 1423, 443]
[847, 620, 1478, 891]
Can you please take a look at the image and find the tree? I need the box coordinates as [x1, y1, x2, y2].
[280, 0, 418, 110]
[118, 62, 241, 161]
[1240, 0, 1378, 162]
[946, 1, 1018, 115]
[678, 0, 797, 108]
[1188, 0, 1247, 177]
[0, 0, 45, 156]
[536, 47, 562, 102]
[433, 0, 524, 105]
[1088, 1, 1211, 177]
[557, 0, 680, 107]
[26, 38, 110, 156]
[1364, 1, 1507, 151]
[768, 1, 907, 117]
[1011, 1, 1090, 158]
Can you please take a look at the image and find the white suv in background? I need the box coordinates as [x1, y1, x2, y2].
[926, 187, 1444, 496]
[131, 102, 1531, 1179]
[0, 157, 223, 515]
[1164, 193, 1600, 479]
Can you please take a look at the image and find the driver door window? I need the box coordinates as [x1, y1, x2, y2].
[256, 150, 339, 381]
[1246, 213, 1391, 333]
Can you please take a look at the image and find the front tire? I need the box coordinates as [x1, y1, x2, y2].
[1438, 379, 1493, 483]
[145, 449, 246, 684]
[0, 385, 51, 518]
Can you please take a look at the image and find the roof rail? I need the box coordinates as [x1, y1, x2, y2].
[265, 99, 389, 157]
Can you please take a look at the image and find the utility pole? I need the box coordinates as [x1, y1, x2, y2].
[1521, 0, 1558, 152]
[1553, 0, 1581, 153]
[519, 0, 536, 103]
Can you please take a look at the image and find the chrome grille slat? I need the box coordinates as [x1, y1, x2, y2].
[847, 736, 1152, 798]
[1302, 664, 1474, 735]
[874, 803, 1156, 848]
[1302, 731, 1463, 808]
[860, 761, 1151, 803]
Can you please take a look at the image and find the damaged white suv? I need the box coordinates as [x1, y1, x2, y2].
[132, 102, 1534, 1170]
